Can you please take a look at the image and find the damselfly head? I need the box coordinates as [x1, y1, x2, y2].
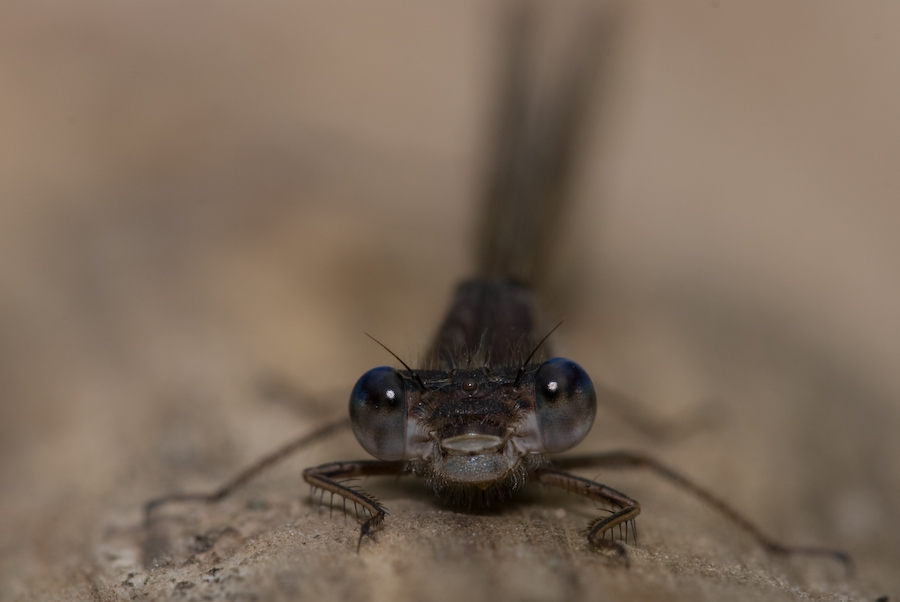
[349, 358, 597, 501]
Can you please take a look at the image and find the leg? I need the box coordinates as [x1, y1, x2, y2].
[303, 460, 407, 551]
[144, 417, 349, 524]
[534, 467, 640, 562]
[551, 451, 851, 570]
[595, 384, 723, 443]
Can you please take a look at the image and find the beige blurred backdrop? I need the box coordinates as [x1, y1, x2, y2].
[1, 1, 898, 600]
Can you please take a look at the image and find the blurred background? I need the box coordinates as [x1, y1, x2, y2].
[1, 1, 898, 600]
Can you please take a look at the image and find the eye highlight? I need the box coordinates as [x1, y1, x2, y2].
[533, 358, 596, 453]
[349, 367, 408, 460]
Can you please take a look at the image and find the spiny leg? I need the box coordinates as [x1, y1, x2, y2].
[534, 467, 640, 563]
[303, 460, 406, 551]
[144, 417, 350, 525]
[551, 451, 851, 571]
[597, 507, 636, 544]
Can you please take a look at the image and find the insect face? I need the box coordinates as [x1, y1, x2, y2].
[348, 359, 597, 500]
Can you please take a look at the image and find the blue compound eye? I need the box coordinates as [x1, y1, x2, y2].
[534, 358, 596, 453]
[349, 367, 408, 460]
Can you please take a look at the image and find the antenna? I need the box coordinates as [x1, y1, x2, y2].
[513, 319, 565, 387]
[364, 333, 427, 391]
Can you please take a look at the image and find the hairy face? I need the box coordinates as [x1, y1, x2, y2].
[349, 360, 596, 505]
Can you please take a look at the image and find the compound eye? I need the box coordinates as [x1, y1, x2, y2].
[534, 358, 596, 453]
[349, 367, 407, 460]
